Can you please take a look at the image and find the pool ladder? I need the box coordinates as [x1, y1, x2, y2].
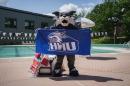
[123, 41, 130, 49]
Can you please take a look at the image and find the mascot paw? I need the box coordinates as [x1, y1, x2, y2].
[69, 68, 79, 77]
[52, 69, 62, 77]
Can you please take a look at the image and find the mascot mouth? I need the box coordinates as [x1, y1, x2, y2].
[62, 20, 68, 23]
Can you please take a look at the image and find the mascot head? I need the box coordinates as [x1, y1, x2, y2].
[52, 11, 76, 27]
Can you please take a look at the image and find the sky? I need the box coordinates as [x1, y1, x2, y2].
[0, 0, 103, 15]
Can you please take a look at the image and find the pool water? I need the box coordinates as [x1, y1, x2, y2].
[0, 46, 34, 58]
[93, 44, 129, 48]
[92, 48, 117, 54]
[0, 44, 128, 58]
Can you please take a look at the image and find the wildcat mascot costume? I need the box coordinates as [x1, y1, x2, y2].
[52, 10, 79, 77]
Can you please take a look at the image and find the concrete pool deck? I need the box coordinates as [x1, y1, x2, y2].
[0, 52, 130, 86]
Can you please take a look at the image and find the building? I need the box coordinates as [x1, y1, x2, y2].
[0, 6, 54, 33]
[0, 6, 54, 44]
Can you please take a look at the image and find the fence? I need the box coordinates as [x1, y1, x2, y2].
[0, 32, 36, 45]
[0, 31, 108, 45]
[91, 32, 108, 37]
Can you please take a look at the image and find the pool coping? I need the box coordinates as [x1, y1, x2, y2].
[0, 44, 129, 59]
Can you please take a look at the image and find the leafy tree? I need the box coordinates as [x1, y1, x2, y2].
[87, 0, 130, 42]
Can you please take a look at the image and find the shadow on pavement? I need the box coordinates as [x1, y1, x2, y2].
[36, 74, 52, 77]
[86, 56, 117, 60]
[49, 74, 123, 82]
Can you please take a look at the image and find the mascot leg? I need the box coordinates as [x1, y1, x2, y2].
[67, 55, 79, 76]
[52, 55, 64, 77]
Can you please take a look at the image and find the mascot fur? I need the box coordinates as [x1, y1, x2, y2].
[51, 10, 79, 77]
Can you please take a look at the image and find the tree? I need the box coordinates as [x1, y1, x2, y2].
[87, 0, 130, 42]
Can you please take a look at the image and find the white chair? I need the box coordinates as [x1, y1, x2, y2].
[91, 33, 94, 37]
[105, 32, 108, 36]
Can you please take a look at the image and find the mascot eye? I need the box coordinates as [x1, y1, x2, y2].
[60, 14, 63, 16]
[66, 14, 71, 16]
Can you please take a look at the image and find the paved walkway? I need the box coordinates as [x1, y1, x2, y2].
[0, 53, 130, 86]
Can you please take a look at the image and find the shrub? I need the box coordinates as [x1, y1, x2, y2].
[92, 37, 113, 44]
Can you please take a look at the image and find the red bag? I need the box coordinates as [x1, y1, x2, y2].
[30, 55, 50, 75]
[41, 57, 49, 66]
[30, 58, 41, 74]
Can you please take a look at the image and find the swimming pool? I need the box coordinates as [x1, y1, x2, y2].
[0, 44, 129, 58]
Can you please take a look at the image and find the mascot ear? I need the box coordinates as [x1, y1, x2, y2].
[52, 11, 60, 17]
[68, 11, 76, 16]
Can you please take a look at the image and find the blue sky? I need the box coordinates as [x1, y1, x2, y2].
[0, 0, 103, 14]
